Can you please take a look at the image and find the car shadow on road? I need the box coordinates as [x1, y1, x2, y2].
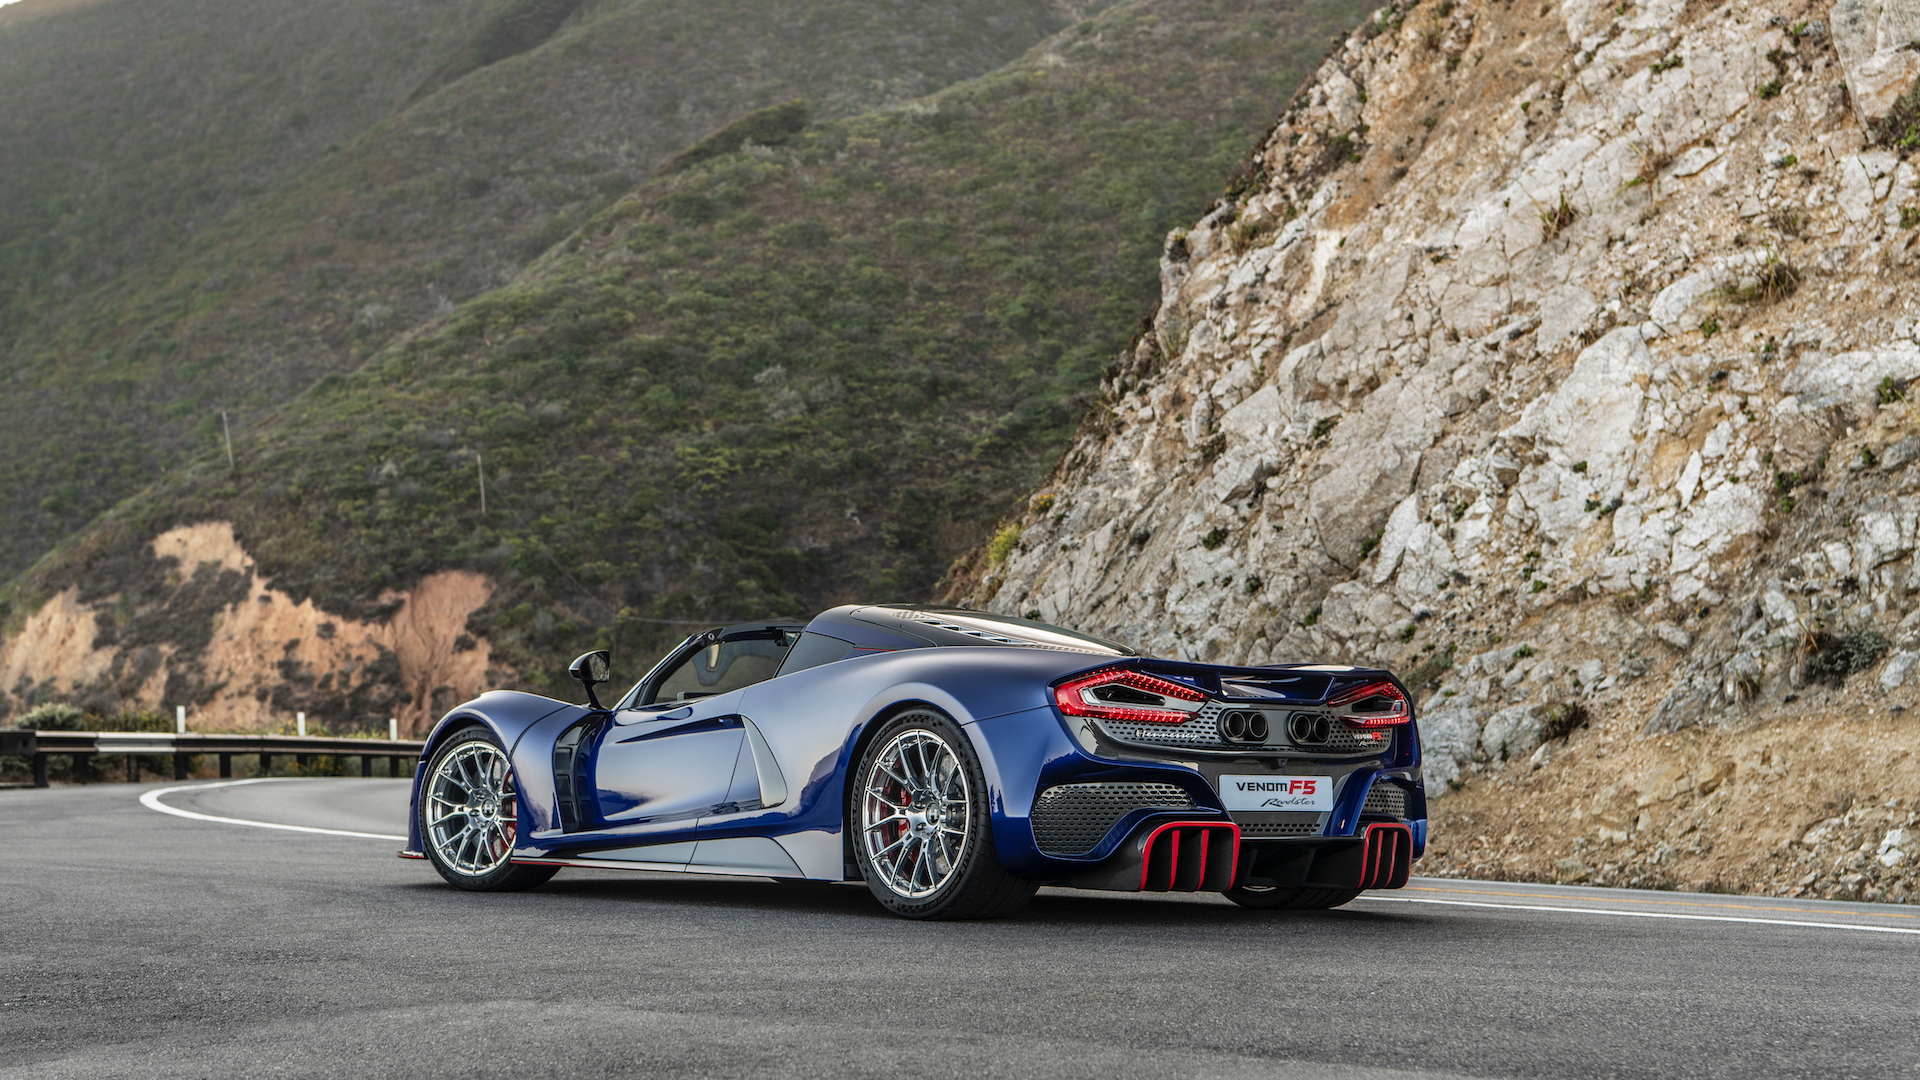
[395, 874, 1419, 928]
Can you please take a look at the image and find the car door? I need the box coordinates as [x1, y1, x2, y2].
[580, 629, 794, 840]
[586, 693, 748, 836]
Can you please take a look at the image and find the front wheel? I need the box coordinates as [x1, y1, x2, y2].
[1224, 884, 1360, 910]
[852, 710, 1036, 920]
[419, 727, 557, 892]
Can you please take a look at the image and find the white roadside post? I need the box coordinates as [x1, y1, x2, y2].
[297, 712, 306, 737]
[175, 705, 186, 734]
[389, 718, 398, 741]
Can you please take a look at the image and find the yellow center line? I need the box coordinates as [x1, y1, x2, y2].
[1406, 885, 1920, 920]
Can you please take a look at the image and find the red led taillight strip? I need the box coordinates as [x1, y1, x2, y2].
[1053, 667, 1207, 724]
[1329, 679, 1413, 727]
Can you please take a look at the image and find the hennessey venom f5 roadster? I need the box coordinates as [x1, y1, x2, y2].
[401, 605, 1426, 919]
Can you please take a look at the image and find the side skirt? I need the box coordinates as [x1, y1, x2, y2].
[510, 856, 814, 879]
[510, 835, 819, 880]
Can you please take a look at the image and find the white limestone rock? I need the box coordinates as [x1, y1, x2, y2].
[1880, 651, 1918, 691]
[1786, 340, 1920, 409]
[1878, 828, 1911, 868]
[1419, 703, 1481, 792]
[1480, 704, 1547, 761]
[1832, 0, 1920, 125]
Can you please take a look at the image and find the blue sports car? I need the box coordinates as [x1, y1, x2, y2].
[401, 605, 1426, 919]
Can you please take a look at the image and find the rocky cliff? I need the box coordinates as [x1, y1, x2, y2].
[964, 0, 1920, 900]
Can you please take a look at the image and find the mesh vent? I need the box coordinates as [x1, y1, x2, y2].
[1094, 701, 1231, 747]
[1235, 811, 1324, 838]
[1031, 782, 1195, 856]
[1094, 701, 1391, 757]
[1362, 781, 1408, 819]
[905, 616, 1114, 654]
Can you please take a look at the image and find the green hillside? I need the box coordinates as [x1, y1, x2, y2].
[0, 0, 497, 328]
[0, 0, 1095, 581]
[13, 0, 1369, 698]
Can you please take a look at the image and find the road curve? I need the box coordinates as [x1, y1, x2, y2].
[0, 780, 1913, 1079]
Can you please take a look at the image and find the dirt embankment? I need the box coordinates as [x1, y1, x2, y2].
[1418, 613, 1918, 903]
[0, 522, 495, 736]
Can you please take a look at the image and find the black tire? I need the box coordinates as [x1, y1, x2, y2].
[419, 727, 557, 892]
[1224, 885, 1360, 910]
[850, 709, 1037, 920]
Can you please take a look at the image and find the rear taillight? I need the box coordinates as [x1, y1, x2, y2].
[1329, 680, 1412, 727]
[1054, 668, 1207, 724]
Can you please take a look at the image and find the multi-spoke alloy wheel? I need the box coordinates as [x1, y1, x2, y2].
[861, 729, 971, 899]
[426, 741, 517, 875]
[418, 727, 556, 892]
[851, 710, 1036, 919]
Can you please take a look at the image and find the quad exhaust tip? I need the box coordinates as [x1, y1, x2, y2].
[1219, 710, 1270, 743]
[1288, 711, 1332, 745]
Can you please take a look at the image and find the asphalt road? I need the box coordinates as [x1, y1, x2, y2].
[3, 780, 1916, 1080]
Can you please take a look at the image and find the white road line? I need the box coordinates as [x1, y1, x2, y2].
[140, 778, 405, 841]
[1358, 894, 1920, 936]
[126, 786, 1920, 933]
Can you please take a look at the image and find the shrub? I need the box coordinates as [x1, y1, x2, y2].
[661, 101, 813, 174]
[1802, 628, 1889, 685]
[17, 702, 87, 730]
[1540, 700, 1589, 741]
[1536, 192, 1576, 240]
[987, 524, 1022, 566]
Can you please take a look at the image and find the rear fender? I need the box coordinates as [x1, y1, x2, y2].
[958, 705, 1130, 878]
[734, 650, 1106, 879]
[828, 684, 988, 879]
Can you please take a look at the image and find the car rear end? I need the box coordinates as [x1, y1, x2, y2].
[1024, 661, 1425, 896]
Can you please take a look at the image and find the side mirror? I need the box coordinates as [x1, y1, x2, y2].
[569, 650, 612, 711]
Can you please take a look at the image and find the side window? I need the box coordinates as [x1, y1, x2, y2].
[773, 632, 854, 678]
[649, 637, 790, 703]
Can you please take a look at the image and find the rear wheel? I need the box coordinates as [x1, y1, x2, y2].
[852, 710, 1036, 920]
[1224, 884, 1360, 910]
[419, 727, 556, 892]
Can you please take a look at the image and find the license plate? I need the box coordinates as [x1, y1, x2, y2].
[1217, 774, 1334, 812]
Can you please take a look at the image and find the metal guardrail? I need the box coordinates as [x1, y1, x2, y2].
[0, 730, 426, 788]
